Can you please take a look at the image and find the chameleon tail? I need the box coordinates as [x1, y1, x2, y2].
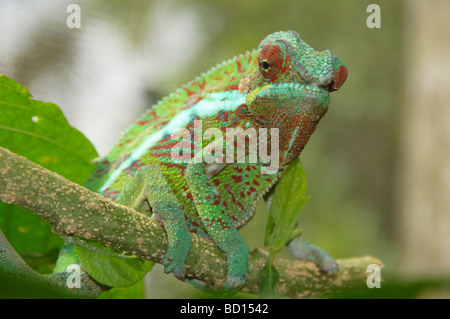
[0, 228, 45, 281]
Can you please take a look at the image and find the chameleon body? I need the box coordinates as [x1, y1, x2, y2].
[84, 30, 347, 291]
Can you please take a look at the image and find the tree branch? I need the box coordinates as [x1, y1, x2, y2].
[0, 146, 382, 298]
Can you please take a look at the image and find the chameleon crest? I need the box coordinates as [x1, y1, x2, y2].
[84, 30, 347, 292]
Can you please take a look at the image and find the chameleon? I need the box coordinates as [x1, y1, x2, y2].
[83, 30, 348, 292]
[0, 30, 347, 295]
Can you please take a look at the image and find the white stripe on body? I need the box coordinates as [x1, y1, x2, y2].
[99, 90, 246, 193]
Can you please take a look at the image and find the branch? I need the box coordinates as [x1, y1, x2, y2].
[0, 147, 382, 298]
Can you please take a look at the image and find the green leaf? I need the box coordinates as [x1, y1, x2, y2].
[0, 74, 98, 184]
[264, 158, 309, 254]
[98, 279, 147, 299]
[258, 261, 279, 299]
[0, 74, 98, 269]
[0, 204, 62, 273]
[289, 227, 303, 242]
[75, 242, 154, 288]
[261, 159, 309, 297]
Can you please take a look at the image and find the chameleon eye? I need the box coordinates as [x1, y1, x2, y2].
[260, 60, 270, 71]
[257, 42, 286, 81]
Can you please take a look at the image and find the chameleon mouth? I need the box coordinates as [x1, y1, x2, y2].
[326, 81, 337, 93]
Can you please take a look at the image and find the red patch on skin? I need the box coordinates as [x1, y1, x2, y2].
[217, 218, 230, 229]
[253, 179, 260, 186]
[237, 61, 246, 73]
[124, 160, 147, 176]
[102, 189, 120, 200]
[232, 175, 243, 183]
[223, 84, 239, 91]
[247, 54, 253, 64]
[222, 111, 229, 122]
[185, 88, 196, 96]
[198, 79, 206, 90]
[161, 162, 186, 172]
[136, 120, 151, 126]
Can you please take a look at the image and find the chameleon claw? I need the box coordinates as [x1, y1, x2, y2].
[162, 255, 186, 279]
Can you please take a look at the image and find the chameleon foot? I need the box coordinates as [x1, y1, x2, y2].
[162, 253, 187, 279]
[160, 225, 191, 280]
[288, 235, 338, 276]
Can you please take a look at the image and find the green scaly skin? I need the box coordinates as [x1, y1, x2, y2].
[0, 30, 347, 294]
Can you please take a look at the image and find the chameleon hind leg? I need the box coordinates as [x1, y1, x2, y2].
[288, 235, 338, 276]
[116, 165, 191, 279]
[264, 189, 338, 276]
[185, 163, 249, 293]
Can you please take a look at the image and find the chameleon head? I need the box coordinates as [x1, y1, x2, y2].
[245, 30, 348, 165]
[251, 30, 347, 94]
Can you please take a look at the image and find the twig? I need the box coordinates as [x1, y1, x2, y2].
[0, 146, 382, 298]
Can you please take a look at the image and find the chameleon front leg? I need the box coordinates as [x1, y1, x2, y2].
[185, 163, 249, 292]
[116, 165, 191, 279]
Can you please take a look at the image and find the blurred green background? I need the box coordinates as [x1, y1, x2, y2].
[1, 0, 449, 298]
